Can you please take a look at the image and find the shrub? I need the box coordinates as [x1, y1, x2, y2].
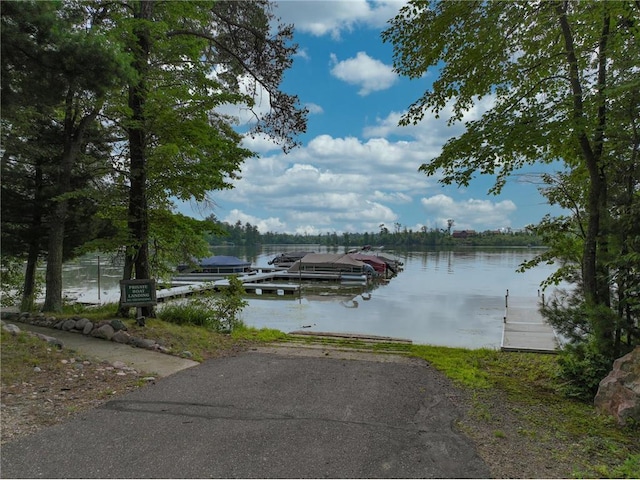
[557, 340, 613, 400]
[158, 276, 248, 333]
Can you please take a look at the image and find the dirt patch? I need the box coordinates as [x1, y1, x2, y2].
[1, 352, 146, 444]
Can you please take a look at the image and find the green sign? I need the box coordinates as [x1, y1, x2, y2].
[120, 280, 157, 306]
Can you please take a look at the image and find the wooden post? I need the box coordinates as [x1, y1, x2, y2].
[97, 256, 101, 302]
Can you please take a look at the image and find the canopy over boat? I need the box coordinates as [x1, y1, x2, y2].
[177, 255, 251, 274]
[199, 255, 250, 268]
[348, 253, 387, 274]
[268, 251, 315, 266]
[288, 253, 365, 273]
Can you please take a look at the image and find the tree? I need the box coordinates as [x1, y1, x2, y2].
[1, 1, 126, 312]
[103, 0, 306, 317]
[383, 1, 639, 388]
[447, 219, 454, 236]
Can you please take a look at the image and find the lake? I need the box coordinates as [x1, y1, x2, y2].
[61, 246, 560, 349]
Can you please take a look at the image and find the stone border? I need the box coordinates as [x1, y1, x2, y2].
[0, 311, 174, 354]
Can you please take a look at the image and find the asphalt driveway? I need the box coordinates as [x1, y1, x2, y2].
[1, 349, 489, 478]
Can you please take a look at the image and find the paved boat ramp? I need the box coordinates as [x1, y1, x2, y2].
[501, 290, 559, 353]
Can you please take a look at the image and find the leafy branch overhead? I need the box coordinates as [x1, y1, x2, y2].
[1, 0, 308, 314]
[383, 0, 640, 397]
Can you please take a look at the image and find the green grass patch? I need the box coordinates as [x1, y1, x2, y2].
[56, 302, 121, 320]
[232, 325, 288, 342]
[408, 345, 494, 389]
[0, 330, 62, 385]
[125, 318, 250, 362]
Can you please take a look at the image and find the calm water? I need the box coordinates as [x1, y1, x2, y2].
[62, 246, 560, 349]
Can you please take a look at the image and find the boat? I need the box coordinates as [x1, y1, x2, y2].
[348, 253, 388, 276]
[287, 253, 372, 283]
[176, 255, 252, 275]
[268, 251, 315, 268]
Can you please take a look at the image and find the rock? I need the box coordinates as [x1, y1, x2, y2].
[112, 361, 127, 369]
[82, 321, 94, 335]
[54, 320, 65, 330]
[110, 319, 127, 332]
[2, 323, 21, 335]
[130, 337, 156, 349]
[61, 319, 77, 331]
[181, 351, 193, 358]
[112, 331, 131, 344]
[91, 324, 115, 340]
[33, 332, 64, 348]
[75, 318, 90, 330]
[594, 346, 640, 426]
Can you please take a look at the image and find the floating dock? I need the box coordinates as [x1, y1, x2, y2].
[500, 292, 559, 353]
[155, 270, 367, 303]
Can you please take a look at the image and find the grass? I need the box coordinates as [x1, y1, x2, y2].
[0, 331, 68, 385]
[6, 306, 639, 478]
[405, 345, 638, 478]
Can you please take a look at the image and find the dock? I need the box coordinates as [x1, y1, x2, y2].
[154, 269, 366, 303]
[501, 292, 559, 353]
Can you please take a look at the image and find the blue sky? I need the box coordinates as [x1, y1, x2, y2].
[178, 0, 561, 235]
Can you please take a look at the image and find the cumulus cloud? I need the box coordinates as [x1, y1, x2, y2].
[420, 194, 517, 231]
[222, 209, 287, 234]
[329, 52, 397, 95]
[274, 1, 407, 40]
[305, 102, 324, 114]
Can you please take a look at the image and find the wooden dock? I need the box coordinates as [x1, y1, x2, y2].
[501, 293, 559, 353]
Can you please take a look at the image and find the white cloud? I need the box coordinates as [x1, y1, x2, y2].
[420, 194, 517, 231]
[329, 52, 397, 95]
[305, 102, 324, 114]
[274, 1, 407, 40]
[222, 209, 287, 233]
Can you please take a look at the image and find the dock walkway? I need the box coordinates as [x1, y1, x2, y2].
[501, 293, 558, 353]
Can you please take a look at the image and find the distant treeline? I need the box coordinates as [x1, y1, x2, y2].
[205, 220, 543, 248]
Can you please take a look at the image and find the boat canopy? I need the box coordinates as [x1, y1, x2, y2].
[268, 251, 315, 265]
[348, 253, 387, 274]
[199, 255, 250, 268]
[177, 255, 251, 274]
[288, 253, 365, 273]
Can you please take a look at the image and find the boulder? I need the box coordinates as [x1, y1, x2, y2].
[110, 319, 127, 332]
[33, 332, 64, 348]
[91, 324, 115, 340]
[75, 318, 91, 330]
[61, 319, 77, 331]
[82, 321, 94, 335]
[2, 323, 21, 335]
[112, 330, 131, 344]
[594, 346, 640, 426]
[130, 337, 156, 349]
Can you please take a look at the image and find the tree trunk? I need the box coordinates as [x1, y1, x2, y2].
[21, 163, 45, 312]
[556, 3, 616, 357]
[43, 200, 66, 312]
[42, 88, 98, 312]
[124, 0, 155, 317]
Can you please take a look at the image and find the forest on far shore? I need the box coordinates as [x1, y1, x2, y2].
[206, 219, 542, 248]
